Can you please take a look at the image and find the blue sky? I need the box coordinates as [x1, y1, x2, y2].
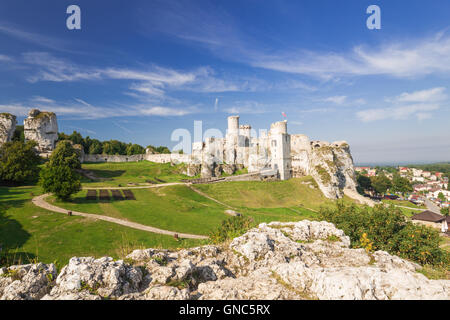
[0, 0, 449, 164]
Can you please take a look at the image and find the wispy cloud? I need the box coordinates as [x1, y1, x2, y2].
[0, 54, 12, 62]
[0, 24, 81, 53]
[323, 96, 347, 105]
[356, 87, 447, 122]
[139, 3, 450, 80]
[223, 101, 269, 114]
[250, 32, 450, 79]
[391, 87, 447, 103]
[214, 98, 219, 112]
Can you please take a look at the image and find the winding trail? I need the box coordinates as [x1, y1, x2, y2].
[32, 193, 208, 240]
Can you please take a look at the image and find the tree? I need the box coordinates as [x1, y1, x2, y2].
[102, 140, 126, 155]
[126, 144, 145, 155]
[437, 192, 446, 202]
[0, 141, 40, 184]
[50, 140, 81, 169]
[39, 164, 81, 201]
[357, 174, 372, 191]
[440, 207, 449, 216]
[370, 174, 392, 195]
[65, 131, 83, 146]
[392, 173, 413, 194]
[88, 139, 103, 154]
[39, 141, 81, 200]
[11, 125, 24, 143]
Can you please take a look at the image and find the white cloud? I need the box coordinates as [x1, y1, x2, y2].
[139, 106, 193, 116]
[356, 103, 440, 122]
[0, 54, 12, 62]
[31, 96, 55, 104]
[223, 101, 268, 114]
[250, 32, 450, 79]
[214, 98, 219, 111]
[324, 96, 347, 105]
[357, 87, 448, 122]
[393, 87, 447, 103]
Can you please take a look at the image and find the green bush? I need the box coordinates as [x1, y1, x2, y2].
[390, 223, 449, 266]
[39, 141, 81, 200]
[319, 202, 449, 266]
[0, 141, 40, 184]
[209, 215, 255, 244]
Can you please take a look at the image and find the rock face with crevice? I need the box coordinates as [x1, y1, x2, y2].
[24, 109, 58, 154]
[1, 221, 448, 300]
[308, 141, 357, 199]
[0, 113, 16, 146]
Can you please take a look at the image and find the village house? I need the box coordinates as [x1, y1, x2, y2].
[411, 211, 449, 233]
[422, 171, 432, 178]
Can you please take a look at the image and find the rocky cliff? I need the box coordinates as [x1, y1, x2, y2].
[0, 113, 17, 145]
[290, 136, 357, 199]
[24, 109, 58, 154]
[1, 221, 448, 300]
[309, 141, 357, 199]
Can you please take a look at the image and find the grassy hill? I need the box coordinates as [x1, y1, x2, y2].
[80, 161, 195, 187]
[194, 176, 352, 211]
[0, 162, 353, 269]
[0, 186, 203, 268]
[50, 185, 230, 236]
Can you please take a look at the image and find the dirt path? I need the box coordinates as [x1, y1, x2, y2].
[32, 194, 208, 240]
[344, 189, 376, 207]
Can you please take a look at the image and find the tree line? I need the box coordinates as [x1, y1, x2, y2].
[356, 172, 413, 196]
[57, 131, 171, 156]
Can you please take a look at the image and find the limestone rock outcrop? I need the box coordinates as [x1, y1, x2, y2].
[24, 109, 58, 153]
[309, 141, 357, 199]
[0, 263, 57, 300]
[1, 221, 448, 300]
[0, 113, 17, 145]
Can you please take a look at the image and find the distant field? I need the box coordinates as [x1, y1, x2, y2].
[80, 161, 195, 187]
[0, 186, 203, 268]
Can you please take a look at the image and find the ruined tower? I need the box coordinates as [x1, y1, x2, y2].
[225, 115, 239, 164]
[269, 120, 292, 180]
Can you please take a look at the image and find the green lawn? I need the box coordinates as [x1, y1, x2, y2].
[80, 161, 195, 187]
[0, 186, 203, 269]
[50, 185, 230, 236]
[381, 199, 425, 217]
[194, 176, 344, 211]
[0, 165, 356, 270]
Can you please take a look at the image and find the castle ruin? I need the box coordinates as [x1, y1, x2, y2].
[189, 116, 357, 199]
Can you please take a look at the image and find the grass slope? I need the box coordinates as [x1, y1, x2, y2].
[0, 186, 203, 269]
[50, 185, 230, 236]
[194, 176, 343, 211]
[81, 161, 194, 187]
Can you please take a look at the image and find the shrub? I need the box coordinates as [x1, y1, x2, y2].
[0, 141, 40, 184]
[209, 215, 255, 244]
[319, 202, 448, 266]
